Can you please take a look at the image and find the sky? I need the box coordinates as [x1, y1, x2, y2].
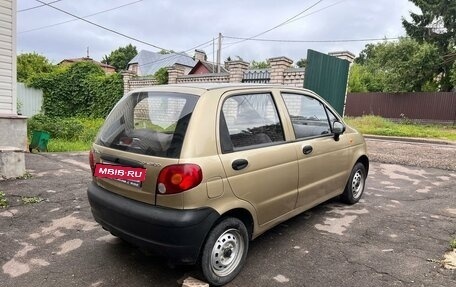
[17, 0, 421, 64]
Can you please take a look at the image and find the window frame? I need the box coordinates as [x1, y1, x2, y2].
[218, 91, 287, 154]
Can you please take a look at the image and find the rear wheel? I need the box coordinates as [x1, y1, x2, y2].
[341, 162, 366, 204]
[201, 217, 249, 286]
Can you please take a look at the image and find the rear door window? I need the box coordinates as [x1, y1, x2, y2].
[96, 92, 198, 158]
[220, 93, 285, 152]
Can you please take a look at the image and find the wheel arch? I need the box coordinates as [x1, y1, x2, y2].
[356, 155, 369, 174]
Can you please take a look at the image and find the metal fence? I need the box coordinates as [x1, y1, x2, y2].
[17, 83, 43, 117]
[345, 92, 456, 123]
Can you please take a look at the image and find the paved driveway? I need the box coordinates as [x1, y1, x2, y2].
[1, 142, 455, 286]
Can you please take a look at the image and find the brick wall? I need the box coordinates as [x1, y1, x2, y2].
[122, 56, 305, 93]
[177, 73, 230, 83]
[283, 68, 305, 87]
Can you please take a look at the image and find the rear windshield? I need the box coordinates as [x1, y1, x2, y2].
[96, 91, 199, 158]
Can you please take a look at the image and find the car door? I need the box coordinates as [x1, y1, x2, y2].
[281, 92, 350, 209]
[217, 91, 299, 226]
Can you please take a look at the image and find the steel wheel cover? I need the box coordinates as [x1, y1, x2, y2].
[210, 228, 245, 277]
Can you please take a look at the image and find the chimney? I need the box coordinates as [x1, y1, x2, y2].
[194, 49, 207, 62]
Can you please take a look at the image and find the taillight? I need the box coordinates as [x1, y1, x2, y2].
[89, 149, 95, 174]
[157, 164, 202, 195]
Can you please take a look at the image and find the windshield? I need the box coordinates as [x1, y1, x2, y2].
[96, 91, 199, 158]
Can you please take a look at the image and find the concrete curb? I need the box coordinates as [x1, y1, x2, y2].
[364, 134, 456, 145]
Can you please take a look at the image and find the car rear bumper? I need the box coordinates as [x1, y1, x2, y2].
[87, 182, 219, 264]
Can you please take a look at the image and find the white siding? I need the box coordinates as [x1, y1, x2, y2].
[0, 0, 14, 115]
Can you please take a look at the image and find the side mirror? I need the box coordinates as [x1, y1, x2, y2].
[333, 121, 345, 141]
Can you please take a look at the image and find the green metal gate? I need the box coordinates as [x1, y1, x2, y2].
[303, 49, 350, 116]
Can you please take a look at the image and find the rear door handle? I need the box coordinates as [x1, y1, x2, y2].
[232, 159, 249, 170]
[302, 145, 313, 155]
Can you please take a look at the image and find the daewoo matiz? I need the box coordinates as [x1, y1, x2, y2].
[87, 83, 368, 286]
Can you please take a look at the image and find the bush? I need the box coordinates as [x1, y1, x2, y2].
[28, 114, 83, 140]
[28, 115, 104, 142]
[29, 61, 123, 118]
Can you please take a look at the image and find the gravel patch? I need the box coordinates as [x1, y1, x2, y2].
[366, 139, 456, 171]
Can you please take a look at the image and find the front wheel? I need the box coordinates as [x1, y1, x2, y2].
[341, 162, 366, 204]
[201, 217, 249, 286]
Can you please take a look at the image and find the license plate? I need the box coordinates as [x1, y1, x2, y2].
[94, 163, 146, 186]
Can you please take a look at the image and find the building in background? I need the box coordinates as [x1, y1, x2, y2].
[58, 57, 116, 74]
[127, 50, 196, 76]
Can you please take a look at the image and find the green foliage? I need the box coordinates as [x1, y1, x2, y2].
[21, 196, 43, 205]
[402, 0, 456, 91]
[101, 44, 137, 72]
[17, 52, 54, 84]
[451, 61, 456, 87]
[29, 61, 123, 118]
[353, 38, 440, 92]
[28, 114, 84, 140]
[348, 64, 369, 92]
[0, 192, 8, 208]
[450, 238, 456, 250]
[296, 58, 307, 68]
[28, 115, 104, 141]
[159, 49, 175, 54]
[154, 67, 168, 84]
[86, 73, 124, 118]
[250, 60, 270, 69]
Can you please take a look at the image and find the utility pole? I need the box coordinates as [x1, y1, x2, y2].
[216, 32, 221, 73]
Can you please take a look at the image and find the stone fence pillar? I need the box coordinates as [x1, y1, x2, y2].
[168, 65, 185, 84]
[268, 57, 293, 84]
[225, 60, 249, 83]
[121, 71, 135, 94]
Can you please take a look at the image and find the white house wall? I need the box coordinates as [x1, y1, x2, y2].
[0, 0, 15, 115]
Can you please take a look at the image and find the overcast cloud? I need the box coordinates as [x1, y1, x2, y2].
[17, 0, 420, 64]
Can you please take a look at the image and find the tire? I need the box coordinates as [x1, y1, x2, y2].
[201, 217, 249, 286]
[341, 162, 366, 204]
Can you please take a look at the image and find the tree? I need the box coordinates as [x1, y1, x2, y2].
[296, 58, 307, 68]
[250, 60, 270, 69]
[154, 67, 168, 84]
[17, 52, 54, 84]
[101, 44, 137, 72]
[159, 49, 175, 54]
[352, 38, 440, 92]
[402, 0, 456, 91]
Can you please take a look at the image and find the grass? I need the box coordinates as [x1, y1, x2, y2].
[0, 191, 8, 208]
[344, 115, 456, 141]
[21, 196, 44, 205]
[47, 139, 93, 152]
[29, 117, 104, 152]
[451, 238, 456, 250]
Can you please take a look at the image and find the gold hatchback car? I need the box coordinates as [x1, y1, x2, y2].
[87, 83, 368, 286]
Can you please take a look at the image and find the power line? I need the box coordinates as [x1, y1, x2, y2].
[224, 0, 325, 49]
[18, 0, 63, 12]
[223, 35, 402, 43]
[19, 0, 144, 34]
[33, 0, 169, 51]
[286, 0, 347, 25]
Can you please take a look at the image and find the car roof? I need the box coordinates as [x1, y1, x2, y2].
[128, 83, 316, 96]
